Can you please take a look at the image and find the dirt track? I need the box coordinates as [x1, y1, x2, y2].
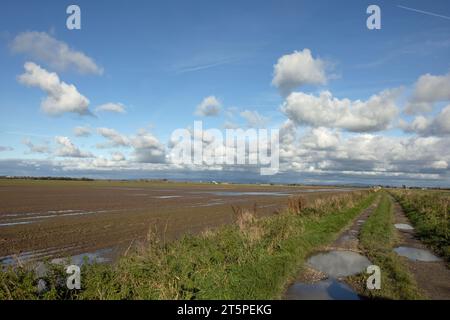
[393, 200, 450, 299]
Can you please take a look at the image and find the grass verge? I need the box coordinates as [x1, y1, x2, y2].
[348, 193, 423, 299]
[0, 191, 376, 300]
[390, 190, 449, 262]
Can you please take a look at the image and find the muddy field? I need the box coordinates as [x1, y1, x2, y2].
[0, 179, 355, 265]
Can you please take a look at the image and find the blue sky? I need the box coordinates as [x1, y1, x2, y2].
[0, 0, 449, 186]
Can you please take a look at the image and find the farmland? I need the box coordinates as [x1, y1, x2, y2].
[0, 181, 372, 299]
[0, 179, 354, 265]
[1, 179, 449, 300]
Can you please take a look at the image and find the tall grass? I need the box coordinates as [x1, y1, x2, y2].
[0, 190, 375, 300]
[390, 190, 449, 261]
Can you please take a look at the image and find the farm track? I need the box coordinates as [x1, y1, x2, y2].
[283, 196, 379, 298]
[392, 199, 450, 299]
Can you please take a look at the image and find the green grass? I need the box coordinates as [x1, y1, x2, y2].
[390, 190, 449, 262]
[0, 191, 376, 300]
[349, 193, 423, 300]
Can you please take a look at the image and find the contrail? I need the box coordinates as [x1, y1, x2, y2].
[397, 5, 450, 20]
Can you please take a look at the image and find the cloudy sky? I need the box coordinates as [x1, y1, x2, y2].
[0, 0, 449, 186]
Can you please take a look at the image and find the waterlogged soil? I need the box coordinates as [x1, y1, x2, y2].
[0, 179, 355, 264]
[393, 200, 450, 299]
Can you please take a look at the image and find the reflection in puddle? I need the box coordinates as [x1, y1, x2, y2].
[307, 251, 372, 278]
[51, 248, 113, 265]
[0, 221, 33, 227]
[0, 209, 110, 227]
[0, 245, 82, 266]
[191, 202, 225, 207]
[154, 196, 181, 199]
[394, 246, 442, 262]
[285, 278, 361, 300]
[394, 223, 414, 230]
[192, 191, 292, 197]
[2, 247, 114, 279]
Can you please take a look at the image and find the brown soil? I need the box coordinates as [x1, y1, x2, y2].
[326, 199, 379, 252]
[0, 179, 354, 263]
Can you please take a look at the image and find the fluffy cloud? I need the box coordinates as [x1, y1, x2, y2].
[96, 127, 165, 163]
[18, 62, 90, 116]
[96, 103, 126, 113]
[302, 127, 340, 150]
[400, 104, 450, 136]
[240, 110, 269, 128]
[195, 96, 221, 116]
[406, 71, 450, 114]
[55, 136, 93, 158]
[73, 126, 92, 137]
[111, 151, 126, 162]
[22, 139, 50, 154]
[11, 31, 103, 75]
[130, 129, 166, 163]
[277, 126, 450, 180]
[97, 127, 130, 147]
[272, 49, 328, 95]
[281, 89, 400, 132]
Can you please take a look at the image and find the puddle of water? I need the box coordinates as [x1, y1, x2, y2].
[154, 195, 181, 199]
[296, 188, 353, 193]
[394, 223, 414, 230]
[394, 246, 442, 262]
[0, 245, 82, 266]
[2, 247, 113, 279]
[51, 248, 113, 265]
[0, 210, 110, 227]
[307, 251, 372, 278]
[0, 221, 33, 227]
[32, 248, 113, 278]
[191, 191, 291, 197]
[192, 202, 225, 207]
[339, 235, 356, 242]
[259, 204, 278, 208]
[285, 278, 361, 300]
[99, 187, 145, 191]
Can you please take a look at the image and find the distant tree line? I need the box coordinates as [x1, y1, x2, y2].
[0, 176, 94, 181]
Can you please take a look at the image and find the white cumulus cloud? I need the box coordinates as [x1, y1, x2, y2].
[11, 31, 103, 75]
[272, 49, 328, 95]
[281, 89, 400, 132]
[73, 126, 92, 137]
[240, 110, 269, 128]
[55, 136, 92, 158]
[18, 62, 90, 116]
[22, 139, 50, 154]
[97, 127, 130, 147]
[195, 96, 221, 116]
[96, 103, 126, 114]
[406, 71, 450, 114]
[400, 104, 450, 136]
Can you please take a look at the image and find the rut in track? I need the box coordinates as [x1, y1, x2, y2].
[392, 198, 450, 300]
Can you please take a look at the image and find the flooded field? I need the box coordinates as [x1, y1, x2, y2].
[0, 179, 355, 265]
